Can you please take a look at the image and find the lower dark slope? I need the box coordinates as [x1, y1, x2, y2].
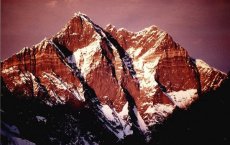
[1, 74, 229, 145]
[150, 74, 230, 145]
[0, 79, 117, 145]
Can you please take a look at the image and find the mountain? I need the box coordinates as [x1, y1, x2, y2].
[1, 12, 228, 145]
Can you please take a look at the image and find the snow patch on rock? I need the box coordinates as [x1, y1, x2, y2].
[133, 106, 148, 133]
[43, 72, 85, 103]
[167, 89, 198, 109]
[67, 40, 101, 78]
[144, 104, 175, 126]
[36, 116, 47, 123]
[132, 57, 160, 97]
[2, 66, 18, 74]
[118, 102, 133, 136]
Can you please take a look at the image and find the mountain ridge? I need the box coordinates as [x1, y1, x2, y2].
[1, 12, 228, 145]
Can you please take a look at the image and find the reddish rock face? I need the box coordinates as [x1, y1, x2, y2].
[156, 46, 199, 92]
[1, 12, 228, 144]
[53, 14, 97, 52]
[195, 59, 227, 93]
[105, 22, 227, 120]
[1, 39, 85, 108]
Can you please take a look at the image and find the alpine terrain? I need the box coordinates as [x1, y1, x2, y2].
[1, 12, 229, 145]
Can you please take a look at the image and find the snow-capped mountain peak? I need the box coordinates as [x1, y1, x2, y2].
[1, 12, 228, 145]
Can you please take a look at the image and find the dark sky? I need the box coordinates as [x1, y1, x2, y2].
[1, 0, 230, 72]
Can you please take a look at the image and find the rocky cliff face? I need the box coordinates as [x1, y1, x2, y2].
[1, 12, 228, 145]
[195, 59, 227, 92]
